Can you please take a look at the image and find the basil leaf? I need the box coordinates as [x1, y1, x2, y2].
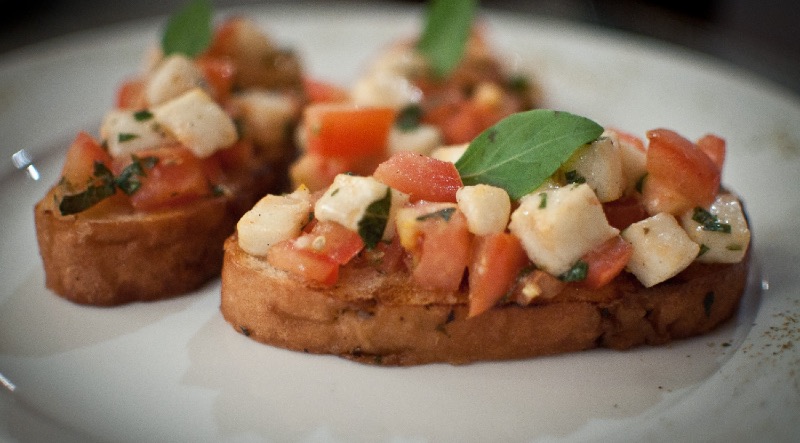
[58, 162, 117, 215]
[417, 0, 477, 78]
[162, 0, 213, 57]
[358, 188, 392, 249]
[455, 109, 604, 200]
[115, 155, 158, 196]
[559, 260, 588, 282]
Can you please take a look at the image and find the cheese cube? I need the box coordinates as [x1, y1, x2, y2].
[679, 193, 750, 263]
[152, 88, 238, 158]
[236, 188, 312, 256]
[388, 124, 443, 156]
[604, 129, 647, 194]
[564, 137, 625, 202]
[146, 54, 205, 106]
[508, 184, 619, 276]
[231, 90, 300, 159]
[456, 184, 510, 235]
[430, 144, 468, 163]
[622, 213, 700, 287]
[100, 109, 170, 158]
[314, 174, 409, 240]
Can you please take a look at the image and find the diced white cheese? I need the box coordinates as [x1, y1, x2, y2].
[236, 187, 312, 256]
[456, 184, 511, 235]
[231, 90, 300, 159]
[430, 144, 468, 163]
[388, 124, 443, 156]
[351, 73, 423, 109]
[100, 109, 170, 157]
[679, 193, 750, 263]
[508, 184, 619, 276]
[145, 54, 206, 106]
[314, 174, 409, 240]
[604, 129, 647, 194]
[564, 137, 625, 202]
[151, 88, 238, 158]
[622, 212, 700, 287]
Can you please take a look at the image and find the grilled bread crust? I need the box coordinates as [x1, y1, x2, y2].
[220, 234, 751, 366]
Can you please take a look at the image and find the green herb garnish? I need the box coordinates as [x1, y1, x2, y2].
[703, 292, 715, 318]
[57, 156, 158, 215]
[118, 133, 139, 143]
[416, 207, 456, 222]
[455, 109, 604, 200]
[538, 192, 547, 209]
[559, 260, 588, 282]
[358, 188, 392, 249]
[564, 169, 586, 184]
[161, 0, 213, 57]
[133, 110, 154, 121]
[395, 105, 423, 131]
[417, 0, 477, 78]
[692, 207, 732, 233]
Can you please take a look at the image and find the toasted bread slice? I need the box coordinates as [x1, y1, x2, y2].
[35, 160, 289, 306]
[220, 234, 750, 366]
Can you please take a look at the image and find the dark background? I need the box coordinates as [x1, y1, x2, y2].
[1, 0, 799, 95]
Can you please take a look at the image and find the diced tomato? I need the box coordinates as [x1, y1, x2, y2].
[113, 145, 212, 212]
[644, 129, 720, 214]
[267, 240, 339, 286]
[303, 103, 396, 159]
[115, 78, 147, 110]
[303, 77, 349, 103]
[61, 132, 113, 184]
[467, 232, 529, 318]
[373, 151, 463, 203]
[372, 236, 406, 273]
[602, 196, 648, 231]
[696, 133, 726, 172]
[196, 56, 236, 103]
[578, 236, 633, 289]
[289, 152, 352, 193]
[406, 203, 472, 291]
[210, 138, 255, 172]
[440, 101, 484, 145]
[296, 220, 364, 265]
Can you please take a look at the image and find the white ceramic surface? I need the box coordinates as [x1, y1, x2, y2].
[1, 3, 798, 442]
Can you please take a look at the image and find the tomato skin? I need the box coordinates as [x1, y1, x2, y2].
[304, 103, 396, 159]
[407, 204, 472, 292]
[61, 132, 113, 184]
[267, 240, 339, 286]
[296, 220, 364, 265]
[602, 196, 648, 231]
[113, 145, 212, 212]
[468, 232, 529, 318]
[373, 151, 463, 203]
[578, 236, 633, 289]
[196, 56, 236, 103]
[644, 129, 720, 214]
[303, 77, 349, 103]
[115, 78, 147, 110]
[696, 133, 726, 171]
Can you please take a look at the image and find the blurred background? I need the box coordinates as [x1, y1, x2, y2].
[0, 0, 798, 96]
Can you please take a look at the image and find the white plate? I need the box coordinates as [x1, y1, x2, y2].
[1, 3, 799, 442]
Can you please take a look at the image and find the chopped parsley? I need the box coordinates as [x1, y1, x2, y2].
[559, 260, 588, 282]
[564, 169, 586, 184]
[358, 188, 392, 249]
[692, 207, 732, 233]
[118, 133, 139, 143]
[133, 110, 154, 121]
[395, 105, 423, 131]
[538, 192, 547, 209]
[416, 207, 456, 222]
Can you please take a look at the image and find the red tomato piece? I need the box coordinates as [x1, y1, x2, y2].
[602, 196, 648, 231]
[696, 133, 726, 171]
[113, 145, 212, 212]
[115, 78, 147, 110]
[468, 232, 529, 318]
[608, 127, 646, 152]
[267, 240, 339, 286]
[578, 236, 633, 289]
[645, 128, 720, 213]
[296, 220, 365, 265]
[373, 151, 463, 203]
[304, 103, 396, 159]
[303, 77, 349, 103]
[196, 56, 236, 103]
[61, 131, 113, 184]
[409, 205, 471, 292]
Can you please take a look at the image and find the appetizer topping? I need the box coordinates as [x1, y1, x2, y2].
[237, 187, 312, 256]
[146, 54, 207, 106]
[416, 0, 477, 77]
[151, 88, 237, 158]
[161, 0, 213, 57]
[101, 109, 169, 157]
[680, 193, 750, 263]
[455, 184, 510, 235]
[621, 213, 700, 288]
